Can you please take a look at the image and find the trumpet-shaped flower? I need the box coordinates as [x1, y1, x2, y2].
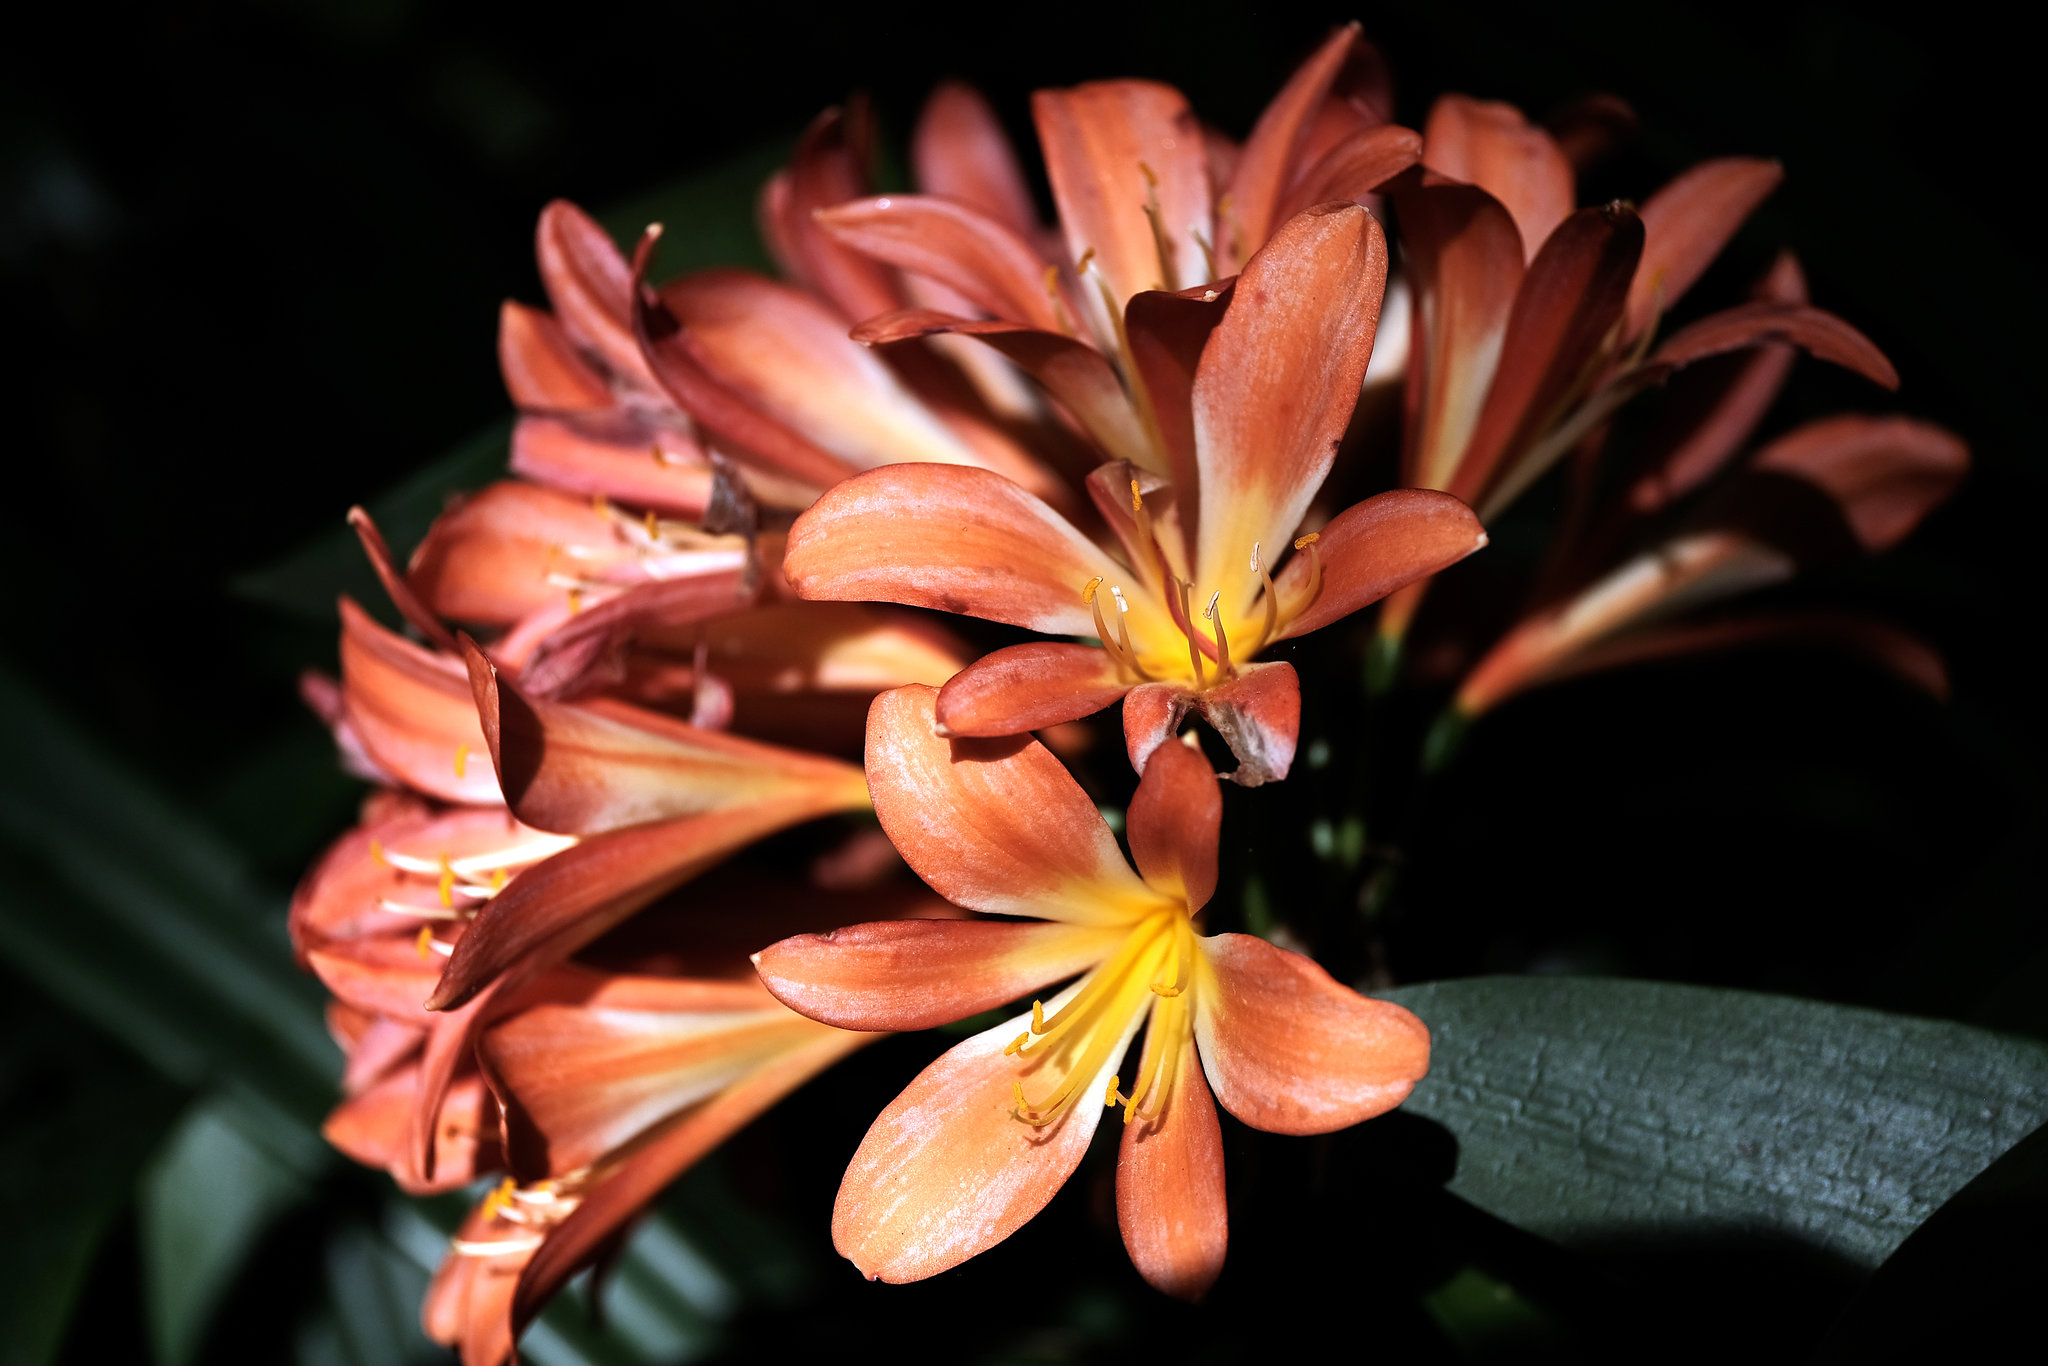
[786, 204, 1486, 782]
[753, 685, 1429, 1296]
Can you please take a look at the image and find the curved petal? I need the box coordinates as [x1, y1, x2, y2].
[817, 196, 1067, 334]
[1224, 23, 1369, 265]
[1189, 203, 1388, 608]
[482, 986, 820, 1179]
[783, 463, 1140, 637]
[1448, 202, 1644, 507]
[339, 599, 499, 805]
[1033, 79, 1214, 315]
[1193, 933, 1429, 1135]
[1121, 681, 1194, 776]
[851, 309, 1153, 469]
[1117, 1029, 1227, 1301]
[308, 940, 443, 1026]
[407, 481, 622, 627]
[1627, 157, 1783, 341]
[498, 300, 612, 411]
[1394, 175, 1525, 490]
[1125, 281, 1235, 530]
[831, 1007, 1125, 1283]
[1126, 736, 1220, 911]
[1193, 660, 1300, 787]
[1422, 95, 1573, 261]
[774, 101, 902, 323]
[509, 1026, 870, 1347]
[934, 641, 1132, 737]
[1650, 301, 1898, 390]
[1536, 610, 1950, 702]
[866, 684, 1165, 926]
[754, 918, 1123, 1031]
[1749, 415, 1968, 553]
[912, 80, 1040, 237]
[348, 506, 459, 652]
[1272, 123, 1424, 224]
[467, 645, 865, 835]
[663, 269, 985, 470]
[426, 797, 859, 1012]
[517, 572, 757, 699]
[1274, 489, 1487, 639]
[536, 200, 651, 389]
[508, 412, 719, 517]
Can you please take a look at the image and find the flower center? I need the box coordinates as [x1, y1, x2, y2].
[1003, 908, 1199, 1128]
[451, 1175, 589, 1257]
[369, 825, 575, 949]
[1081, 483, 1325, 690]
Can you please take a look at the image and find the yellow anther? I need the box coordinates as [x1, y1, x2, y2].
[437, 855, 455, 909]
[453, 743, 469, 779]
[566, 587, 583, 614]
[1202, 590, 1220, 622]
[1031, 999, 1047, 1034]
[1011, 1079, 1030, 1117]
[1005, 1031, 1030, 1057]
[1294, 532, 1320, 550]
[1129, 479, 1144, 515]
[1138, 160, 1158, 189]
[490, 866, 508, 891]
[1104, 1074, 1122, 1107]
[1150, 980, 1184, 998]
[650, 443, 665, 465]
[415, 925, 434, 961]
[368, 839, 386, 867]
[592, 493, 610, 518]
[644, 509, 659, 540]
[1076, 246, 1096, 275]
[1043, 264, 1062, 298]
[1082, 576, 1103, 605]
[1292, 533, 1325, 613]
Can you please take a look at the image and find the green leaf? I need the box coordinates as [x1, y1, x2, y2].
[140, 1095, 317, 1366]
[1381, 977, 2048, 1269]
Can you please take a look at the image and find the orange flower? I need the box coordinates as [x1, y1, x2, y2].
[753, 686, 1429, 1297]
[811, 24, 1416, 477]
[785, 205, 1486, 783]
[1372, 94, 1902, 664]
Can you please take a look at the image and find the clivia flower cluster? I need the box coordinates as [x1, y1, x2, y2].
[287, 22, 1964, 1362]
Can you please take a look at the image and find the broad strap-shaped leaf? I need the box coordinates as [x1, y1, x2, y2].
[1381, 977, 2048, 1269]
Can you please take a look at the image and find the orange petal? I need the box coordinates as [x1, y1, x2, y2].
[423, 1199, 525, 1361]
[1630, 252, 1807, 514]
[1194, 932, 1429, 1134]
[507, 412, 719, 517]
[1422, 95, 1573, 262]
[773, 101, 901, 323]
[1650, 301, 1898, 390]
[663, 268, 987, 470]
[406, 481, 622, 626]
[1121, 681, 1194, 776]
[1224, 23, 1370, 267]
[1449, 202, 1644, 507]
[481, 976, 824, 1179]
[817, 195, 1067, 334]
[467, 643, 867, 835]
[535, 200, 652, 390]
[831, 1009, 1126, 1282]
[341, 1014, 423, 1096]
[851, 308, 1153, 469]
[517, 572, 757, 699]
[867, 685, 1164, 925]
[912, 80, 1040, 237]
[1124, 282, 1235, 538]
[1117, 1029, 1227, 1300]
[1394, 176, 1526, 490]
[325, 1065, 500, 1195]
[1749, 415, 1968, 553]
[1189, 202, 1387, 605]
[508, 1026, 869, 1344]
[1273, 488, 1488, 640]
[1033, 79, 1214, 323]
[1271, 123, 1424, 224]
[1126, 736, 1220, 910]
[783, 463, 1137, 637]
[309, 939, 443, 1026]
[1193, 660, 1300, 787]
[1538, 610, 1950, 702]
[347, 506, 459, 653]
[753, 918, 1121, 1031]
[934, 641, 1131, 737]
[338, 598, 499, 805]
[1627, 157, 1783, 342]
[497, 299, 612, 411]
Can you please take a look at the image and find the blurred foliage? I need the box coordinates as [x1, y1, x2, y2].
[4, 0, 2044, 1362]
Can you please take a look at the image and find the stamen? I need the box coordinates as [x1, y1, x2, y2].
[437, 855, 455, 909]
[415, 925, 435, 961]
[1031, 999, 1047, 1034]
[452, 1236, 545, 1257]
[1042, 264, 1075, 336]
[1177, 580, 1206, 686]
[566, 587, 583, 614]
[1203, 590, 1234, 677]
[1108, 587, 1145, 677]
[1293, 532, 1324, 615]
[1005, 1031, 1030, 1057]
[1190, 225, 1219, 282]
[1137, 160, 1172, 290]
[453, 744, 469, 780]
[1251, 543, 1280, 651]
[1081, 576, 1103, 604]
[368, 839, 386, 867]
[591, 493, 611, 519]
[491, 866, 508, 891]
[1104, 1074, 1122, 1108]
[1076, 246, 1096, 276]
[644, 509, 659, 541]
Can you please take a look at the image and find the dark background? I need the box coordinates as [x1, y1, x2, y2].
[3, 1, 2040, 1361]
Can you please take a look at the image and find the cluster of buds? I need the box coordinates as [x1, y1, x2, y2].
[291, 22, 1962, 1362]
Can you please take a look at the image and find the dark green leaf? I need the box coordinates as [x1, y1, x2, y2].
[1381, 977, 2048, 1269]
